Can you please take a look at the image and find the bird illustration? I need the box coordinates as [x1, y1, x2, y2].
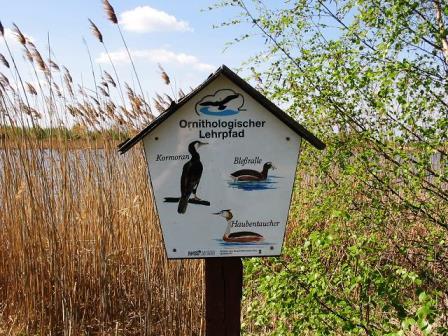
[178, 141, 208, 214]
[213, 210, 264, 243]
[199, 94, 240, 110]
[230, 162, 276, 181]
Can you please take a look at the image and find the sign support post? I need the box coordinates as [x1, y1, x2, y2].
[205, 258, 243, 336]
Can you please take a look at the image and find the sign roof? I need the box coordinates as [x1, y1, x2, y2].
[118, 65, 325, 154]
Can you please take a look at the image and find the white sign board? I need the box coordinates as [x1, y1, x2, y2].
[143, 75, 302, 258]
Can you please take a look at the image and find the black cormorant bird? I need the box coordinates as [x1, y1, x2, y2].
[178, 140, 208, 214]
[199, 94, 239, 110]
[230, 162, 275, 181]
[213, 210, 264, 242]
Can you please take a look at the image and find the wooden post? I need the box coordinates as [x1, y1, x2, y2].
[205, 258, 243, 336]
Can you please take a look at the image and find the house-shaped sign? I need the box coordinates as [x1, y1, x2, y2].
[119, 65, 325, 259]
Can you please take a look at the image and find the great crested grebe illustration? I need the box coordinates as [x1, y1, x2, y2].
[178, 140, 208, 214]
[230, 162, 276, 182]
[195, 89, 244, 116]
[213, 209, 264, 243]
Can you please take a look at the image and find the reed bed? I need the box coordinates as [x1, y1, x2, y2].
[0, 3, 206, 333]
[0, 138, 204, 335]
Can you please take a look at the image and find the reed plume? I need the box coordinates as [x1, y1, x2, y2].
[90, 95, 100, 106]
[48, 60, 60, 71]
[88, 19, 103, 43]
[0, 20, 4, 36]
[24, 48, 33, 62]
[12, 23, 26, 45]
[25, 82, 37, 96]
[63, 67, 74, 97]
[98, 86, 110, 97]
[52, 82, 62, 97]
[0, 23, 32, 112]
[102, 0, 147, 114]
[20, 102, 41, 118]
[0, 53, 9, 68]
[30, 46, 48, 73]
[0, 72, 10, 87]
[178, 88, 186, 99]
[103, 0, 118, 24]
[153, 98, 165, 113]
[158, 64, 170, 85]
[88, 18, 126, 108]
[100, 80, 109, 89]
[63, 66, 73, 84]
[164, 93, 174, 105]
[103, 71, 116, 87]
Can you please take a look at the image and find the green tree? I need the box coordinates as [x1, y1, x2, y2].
[212, 0, 448, 334]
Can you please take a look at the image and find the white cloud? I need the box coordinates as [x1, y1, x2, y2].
[120, 6, 192, 33]
[96, 48, 214, 72]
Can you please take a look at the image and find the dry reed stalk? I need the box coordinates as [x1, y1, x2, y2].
[82, 37, 100, 102]
[88, 19, 126, 110]
[102, 0, 146, 114]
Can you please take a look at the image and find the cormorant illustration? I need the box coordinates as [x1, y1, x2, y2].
[199, 94, 240, 110]
[213, 210, 264, 243]
[178, 141, 208, 214]
[230, 162, 276, 181]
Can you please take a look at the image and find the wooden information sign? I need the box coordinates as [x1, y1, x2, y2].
[119, 65, 325, 335]
[119, 65, 324, 259]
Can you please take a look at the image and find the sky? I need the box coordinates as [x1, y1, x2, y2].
[0, 0, 265, 104]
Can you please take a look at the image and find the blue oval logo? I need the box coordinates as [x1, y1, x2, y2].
[195, 89, 245, 117]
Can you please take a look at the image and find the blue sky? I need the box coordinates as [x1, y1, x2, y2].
[0, 0, 264, 102]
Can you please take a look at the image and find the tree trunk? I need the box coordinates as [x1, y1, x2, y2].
[434, 0, 448, 64]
